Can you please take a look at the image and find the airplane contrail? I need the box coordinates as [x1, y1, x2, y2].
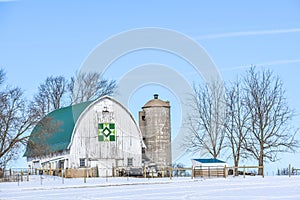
[196, 28, 300, 40]
[221, 59, 300, 72]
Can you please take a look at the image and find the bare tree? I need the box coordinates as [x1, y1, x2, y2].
[25, 117, 61, 158]
[0, 69, 5, 86]
[30, 76, 68, 120]
[0, 70, 36, 168]
[69, 72, 116, 104]
[187, 81, 226, 158]
[244, 67, 298, 175]
[225, 80, 250, 175]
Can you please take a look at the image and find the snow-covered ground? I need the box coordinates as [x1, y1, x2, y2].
[1, 175, 300, 199]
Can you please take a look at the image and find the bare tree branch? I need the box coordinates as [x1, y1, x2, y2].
[26, 117, 61, 158]
[0, 70, 36, 168]
[225, 79, 250, 175]
[243, 67, 298, 175]
[69, 72, 116, 104]
[186, 81, 226, 159]
[30, 76, 68, 120]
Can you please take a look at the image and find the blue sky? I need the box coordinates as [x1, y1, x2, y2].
[1, 0, 300, 173]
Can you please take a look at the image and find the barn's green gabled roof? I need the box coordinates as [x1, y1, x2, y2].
[24, 101, 93, 157]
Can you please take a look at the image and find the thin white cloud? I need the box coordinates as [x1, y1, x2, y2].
[222, 59, 300, 72]
[196, 28, 300, 40]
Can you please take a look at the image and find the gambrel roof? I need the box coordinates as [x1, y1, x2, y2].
[24, 101, 93, 157]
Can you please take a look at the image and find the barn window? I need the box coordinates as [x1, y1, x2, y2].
[127, 158, 133, 167]
[79, 158, 85, 167]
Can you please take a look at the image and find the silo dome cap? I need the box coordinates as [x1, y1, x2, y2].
[142, 94, 170, 108]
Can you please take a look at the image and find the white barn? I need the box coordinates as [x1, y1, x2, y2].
[25, 96, 143, 177]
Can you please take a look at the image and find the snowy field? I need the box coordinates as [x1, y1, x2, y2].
[1, 175, 300, 200]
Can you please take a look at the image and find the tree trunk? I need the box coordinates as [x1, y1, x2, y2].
[234, 156, 239, 176]
[258, 154, 264, 175]
[213, 153, 217, 159]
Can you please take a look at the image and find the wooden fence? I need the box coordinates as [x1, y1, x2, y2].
[32, 166, 264, 179]
[193, 166, 226, 178]
[225, 166, 264, 178]
[0, 165, 266, 182]
[0, 168, 30, 182]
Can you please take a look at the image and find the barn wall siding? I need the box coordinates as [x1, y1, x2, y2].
[69, 98, 142, 174]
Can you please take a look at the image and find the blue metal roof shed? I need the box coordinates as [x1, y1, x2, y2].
[192, 158, 227, 167]
[192, 158, 227, 178]
[193, 158, 226, 164]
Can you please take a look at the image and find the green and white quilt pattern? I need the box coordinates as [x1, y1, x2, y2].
[98, 123, 116, 142]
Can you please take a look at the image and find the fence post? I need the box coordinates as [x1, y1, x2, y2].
[84, 168, 87, 183]
[107, 168, 109, 182]
[62, 169, 64, 184]
[224, 166, 227, 178]
[192, 165, 194, 179]
[21, 170, 23, 182]
[243, 166, 246, 178]
[289, 164, 291, 177]
[17, 174, 20, 186]
[200, 165, 203, 178]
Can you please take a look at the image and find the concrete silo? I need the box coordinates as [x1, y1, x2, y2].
[139, 94, 171, 170]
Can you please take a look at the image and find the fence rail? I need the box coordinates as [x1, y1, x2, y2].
[225, 166, 264, 178]
[0, 168, 30, 182]
[0, 165, 269, 183]
[193, 166, 225, 178]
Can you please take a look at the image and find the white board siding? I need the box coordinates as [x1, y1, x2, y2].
[69, 97, 142, 171]
[27, 150, 70, 170]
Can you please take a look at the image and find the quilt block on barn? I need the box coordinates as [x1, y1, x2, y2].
[98, 123, 116, 142]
